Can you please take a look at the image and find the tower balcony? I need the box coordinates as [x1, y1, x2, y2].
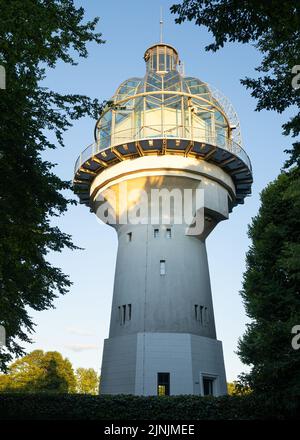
[73, 123, 252, 207]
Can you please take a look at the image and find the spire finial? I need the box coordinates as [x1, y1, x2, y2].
[160, 7, 163, 43]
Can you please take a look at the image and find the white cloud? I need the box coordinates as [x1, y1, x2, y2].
[64, 344, 99, 353]
[66, 327, 94, 337]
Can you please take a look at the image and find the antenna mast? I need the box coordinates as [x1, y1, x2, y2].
[160, 7, 163, 43]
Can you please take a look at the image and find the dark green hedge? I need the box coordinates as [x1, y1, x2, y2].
[0, 393, 297, 420]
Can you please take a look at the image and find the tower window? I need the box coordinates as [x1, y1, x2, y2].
[157, 372, 170, 396]
[194, 305, 204, 325]
[204, 306, 208, 325]
[119, 304, 132, 324]
[203, 377, 214, 396]
[199, 306, 204, 325]
[166, 228, 172, 239]
[122, 305, 126, 324]
[154, 228, 159, 238]
[127, 232, 132, 242]
[160, 260, 166, 275]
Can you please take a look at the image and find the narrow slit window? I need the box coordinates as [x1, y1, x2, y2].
[118, 306, 121, 323]
[166, 228, 172, 239]
[127, 232, 132, 242]
[122, 305, 126, 324]
[199, 306, 204, 325]
[204, 307, 208, 324]
[154, 228, 159, 238]
[128, 304, 132, 321]
[194, 305, 198, 320]
[160, 260, 166, 276]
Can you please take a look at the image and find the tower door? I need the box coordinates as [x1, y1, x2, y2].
[200, 373, 219, 396]
[157, 372, 170, 396]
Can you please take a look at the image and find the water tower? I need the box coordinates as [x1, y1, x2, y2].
[73, 42, 252, 396]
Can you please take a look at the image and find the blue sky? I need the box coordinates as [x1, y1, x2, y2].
[22, 0, 291, 381]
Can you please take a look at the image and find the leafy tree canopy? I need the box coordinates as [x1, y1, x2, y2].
[237, 167, 300, 405]
[75, 367, 99, 395]
[227, 381, 251, 396]
[0, 0, 105, 371]
[0, 350, 76, 393]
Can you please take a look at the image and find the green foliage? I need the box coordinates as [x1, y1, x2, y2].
[227, 382, 251, 396]
[75, 368, 99, 395]
[237, 168, 300, 407]
[0, 350, 76, 393]
[227, 382, 236, 396]
[0, 393, 297, 420]
[0, 0, 105, 371]
[170, 0, 300, 166]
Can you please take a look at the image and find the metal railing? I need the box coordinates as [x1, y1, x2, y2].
[74, 125, 251, 174]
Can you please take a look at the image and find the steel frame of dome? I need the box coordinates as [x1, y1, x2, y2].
[73, 46, 252, 208]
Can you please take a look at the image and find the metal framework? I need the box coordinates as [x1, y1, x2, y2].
[73, 43, 252, 207]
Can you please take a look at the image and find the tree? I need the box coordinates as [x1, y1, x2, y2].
[0, 373, 12, 391]
[0, 1, 105, 371]
[227, 382, 236, 396]
[227, 381, 251, 396]
[237, 168, 300, 407]
[0, 350, 76, 393]
[75, 367, 99, 395]
[171, 1, 300, 166]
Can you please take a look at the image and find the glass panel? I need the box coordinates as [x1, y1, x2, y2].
[182, 96, 191, 138]
[173, 55, 177, 69]
[145, 94, 161, 109]
[134, 96, 144, 137]
[144, 73, 162, 92]
[164, 94, 181, 109]
[216, 126, 226, 147]
[184, 77, 210, 97]
[166, 54, 171, 71]
[115, 78, 141, 101]
[215, 110, 225, 122]
[115, 111, 130, 124]
[159, 53, 165, 71]
[215, 111, 227, 146]
[152, 53, 157, 71]
[164, 71, 182, 91]
[98, 109, 112, 149]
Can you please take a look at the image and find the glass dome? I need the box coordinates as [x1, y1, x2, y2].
[74, 43, 252, 207]
[94, 43, 242, 154]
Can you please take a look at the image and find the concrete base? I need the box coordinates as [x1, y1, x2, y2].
[100, 332, 227, 396]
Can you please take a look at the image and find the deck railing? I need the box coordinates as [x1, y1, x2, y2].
[74, 125, 251, 174]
